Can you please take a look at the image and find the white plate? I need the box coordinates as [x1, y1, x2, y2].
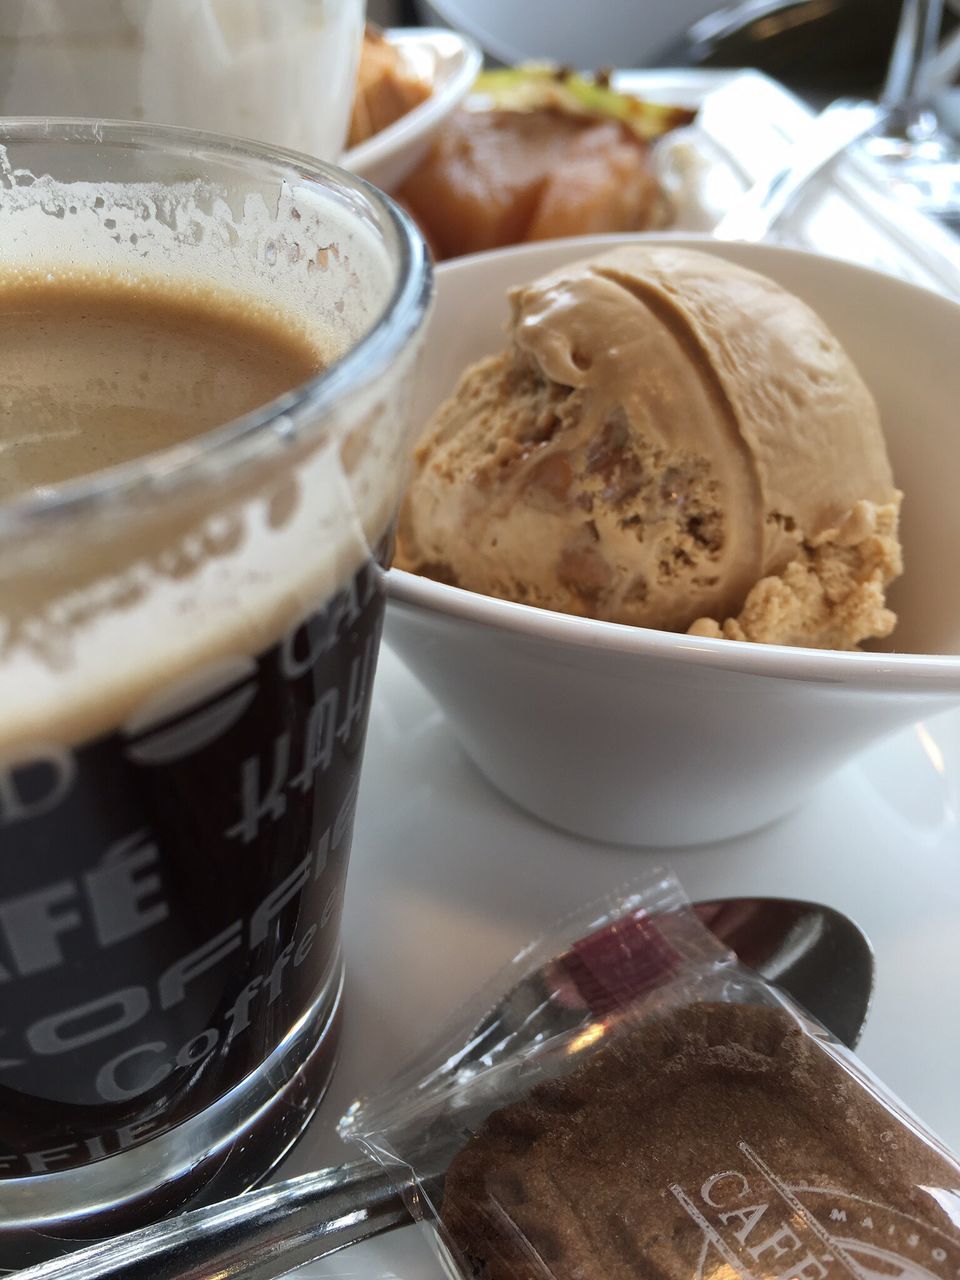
[274, 69, 960, 1277]
[342, 28, 482, 193]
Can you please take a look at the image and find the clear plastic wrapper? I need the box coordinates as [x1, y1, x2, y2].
[341, 869, 960, 1280]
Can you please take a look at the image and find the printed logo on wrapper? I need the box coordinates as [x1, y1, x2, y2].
[342, 874, 960, 1280]
[673, 1146, 960, 1280]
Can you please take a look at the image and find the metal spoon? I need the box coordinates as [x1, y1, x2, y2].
[16, 896, 874, 1280]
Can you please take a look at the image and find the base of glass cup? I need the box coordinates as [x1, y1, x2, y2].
[0, 956, 346, 1269]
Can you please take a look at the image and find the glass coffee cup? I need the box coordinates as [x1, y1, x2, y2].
[0, 118, 431, 1265]
[0, 0, 364, 159]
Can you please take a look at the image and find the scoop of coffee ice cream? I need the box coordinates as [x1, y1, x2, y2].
[395, 246, 902, 648]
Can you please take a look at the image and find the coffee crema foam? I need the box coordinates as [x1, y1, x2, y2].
[0, 164, 411, 753]
[0, 271, 324, 498]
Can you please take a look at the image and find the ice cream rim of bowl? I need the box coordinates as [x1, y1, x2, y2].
[386, 233, 960, 697]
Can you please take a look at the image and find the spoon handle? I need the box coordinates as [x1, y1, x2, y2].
[15, 1161, 412, 1280]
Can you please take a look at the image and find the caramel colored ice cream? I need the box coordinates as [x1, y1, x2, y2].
[395, 246, 902, 648]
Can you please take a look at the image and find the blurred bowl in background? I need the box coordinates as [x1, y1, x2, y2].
[344, 28, 482, 193]
[413, 0, 723, 68]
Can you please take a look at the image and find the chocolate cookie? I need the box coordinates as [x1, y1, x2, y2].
[441, 1001, 960, 1280]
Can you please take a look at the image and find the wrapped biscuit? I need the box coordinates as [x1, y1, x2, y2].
[341, 872, 960, 1280]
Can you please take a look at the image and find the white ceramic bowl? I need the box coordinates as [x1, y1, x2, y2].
[384, 235, 960, 847]
[343, 28, 482, 193]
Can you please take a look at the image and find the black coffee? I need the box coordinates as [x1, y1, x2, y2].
[0, 547, 386, 1174]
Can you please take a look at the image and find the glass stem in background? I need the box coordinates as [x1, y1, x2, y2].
[882, 0, 945, 138]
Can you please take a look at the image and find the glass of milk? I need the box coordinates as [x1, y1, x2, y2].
[0, 0, 365, 160]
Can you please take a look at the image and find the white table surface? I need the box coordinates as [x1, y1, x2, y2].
[276, 644, 960, 1278]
